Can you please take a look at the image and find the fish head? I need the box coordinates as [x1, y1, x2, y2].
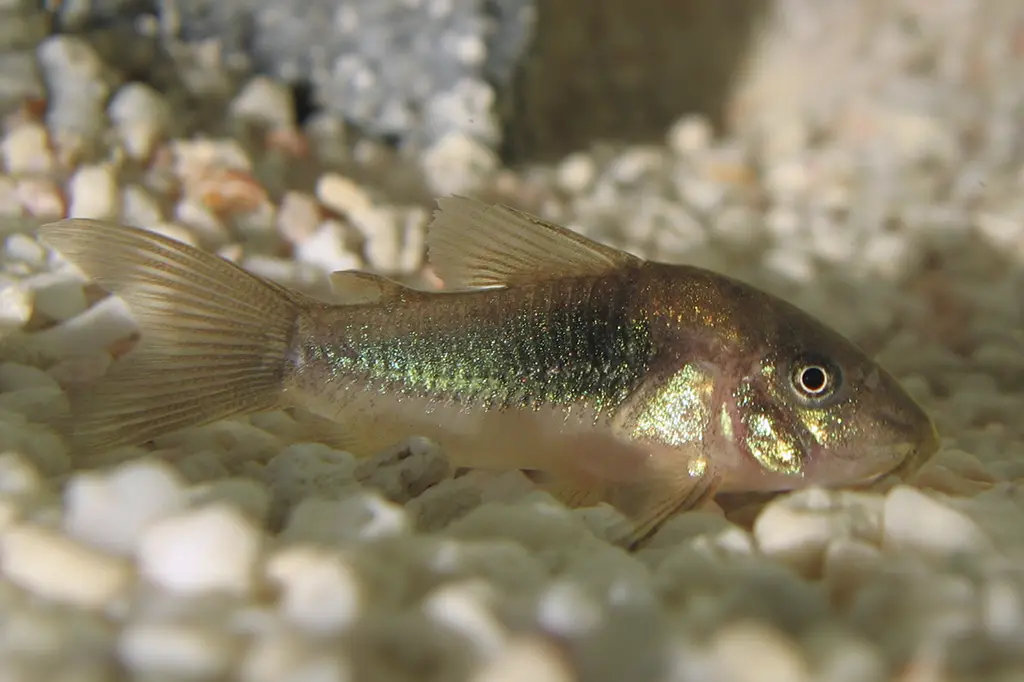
[714, 293, 940, 493]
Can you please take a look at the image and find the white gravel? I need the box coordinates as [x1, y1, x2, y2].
[2, 2, 1024, 681]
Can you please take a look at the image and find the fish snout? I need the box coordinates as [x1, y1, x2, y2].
[886, 413, 940, 479]
[803, 409, 940, 488]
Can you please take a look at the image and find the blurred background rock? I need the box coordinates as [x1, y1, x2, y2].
[0, 2, 754, 158]
[5, 1, 1018, 169]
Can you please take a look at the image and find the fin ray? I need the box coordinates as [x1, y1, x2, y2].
[526, 458, 721, 550]
[79, 229, 288, 315]
[608, 465, 722, 550]
[291, 408, 356, 451]
[38, 219, 304, 459]
[329, 270, 416, 304]
[427, 196, 643, 289]
[523, 470, 609, 509]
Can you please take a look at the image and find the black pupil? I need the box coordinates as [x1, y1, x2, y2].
[800, 366, 828, 393]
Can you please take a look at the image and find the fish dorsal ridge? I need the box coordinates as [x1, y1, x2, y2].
[426, 195, 644, 290]
[329, 270, 413, 304]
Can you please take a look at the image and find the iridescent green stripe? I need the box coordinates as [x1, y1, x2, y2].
[304, 277, 653, 413]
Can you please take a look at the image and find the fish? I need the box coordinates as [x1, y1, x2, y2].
[38, 196, 940, 548]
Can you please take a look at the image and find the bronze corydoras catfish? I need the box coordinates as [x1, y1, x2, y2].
[39, 196, 939, 546]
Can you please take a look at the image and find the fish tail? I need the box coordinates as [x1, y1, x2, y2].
[38, 219, 305, 458]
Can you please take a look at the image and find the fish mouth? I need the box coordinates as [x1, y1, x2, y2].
[715, 446, 922, 508]
[847, 467, 899, 489]
[847, 437, 939, 489]
[889, 423, 941, 479]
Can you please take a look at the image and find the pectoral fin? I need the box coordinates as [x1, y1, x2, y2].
[522, 470, 608, 508]
[526, 456, 721, 550]
[290, 408, 356, 451]
[606, 466, 721, 550]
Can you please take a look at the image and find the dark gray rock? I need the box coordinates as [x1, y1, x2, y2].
[500, 0, 770, 163]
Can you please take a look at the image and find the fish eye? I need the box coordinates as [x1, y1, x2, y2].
[790, 359, 840, 401]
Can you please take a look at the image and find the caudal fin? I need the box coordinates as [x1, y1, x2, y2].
[38, 219, 305, 457]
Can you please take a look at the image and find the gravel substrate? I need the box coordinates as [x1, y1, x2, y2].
[3, 2, 1024, 682]
[50, 0, 535, 154]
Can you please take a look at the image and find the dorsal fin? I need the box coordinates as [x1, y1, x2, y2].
[426, 196, 643, 290]
[329, 271, 414, 304]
